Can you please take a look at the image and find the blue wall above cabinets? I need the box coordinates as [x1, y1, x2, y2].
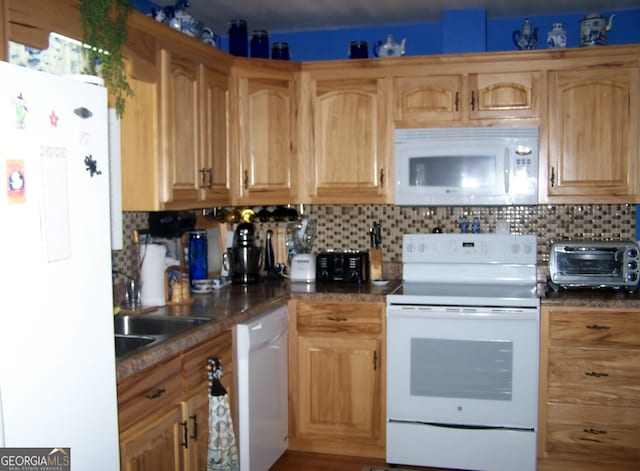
[131, 1, 640, 61]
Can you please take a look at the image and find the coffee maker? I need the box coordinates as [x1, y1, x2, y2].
[224, 222, 263, 284]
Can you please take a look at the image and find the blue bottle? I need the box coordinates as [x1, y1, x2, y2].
[189, 230, 208, 287]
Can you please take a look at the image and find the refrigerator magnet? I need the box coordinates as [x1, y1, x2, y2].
[6, 159, 26, 204]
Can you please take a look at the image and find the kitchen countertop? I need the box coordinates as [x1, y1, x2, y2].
[116, 276, 640, 381]
[116, 278, 400, 381]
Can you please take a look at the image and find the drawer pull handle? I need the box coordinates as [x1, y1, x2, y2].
[181, 420, 189, 448]
[585, 371, 609, 378]
[583, 428, 607, 435]
[586, 324, 610, 330]
[145, 388, 166, 400]
[326, 316, 347, 322]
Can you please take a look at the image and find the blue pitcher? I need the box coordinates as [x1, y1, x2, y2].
[513, 18, 538, 50]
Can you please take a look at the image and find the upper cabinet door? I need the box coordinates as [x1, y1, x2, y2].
[199, 65, 231, 205]
[160, 48, 201, 207]
[470, 71, 539, 120]
[543, 67, 639, 203]
[394, 71, 538, 126]
[394, 75, 463, 125]
[234, 71, 297, 205]
[306, 75, 391, 203]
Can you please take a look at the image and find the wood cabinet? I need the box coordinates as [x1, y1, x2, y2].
[230, 60, 298, 205]
[538, 306, 640, 471]
[393, 70, 539, 126]
[118, 331, 234, 471]
[118, 14, 232, 211]
[299, 65, 392, 203]
[288, 300, 385, 458]
[541, 65, 640, 203]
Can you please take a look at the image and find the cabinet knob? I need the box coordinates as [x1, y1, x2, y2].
[207, 168, 213, 189]
[583, 428, 607, 435]
[326, 316, 347, 322]
[380, 168, 385, 186]
[244, 170, 249, 189]
[470, 91, 476, 111]
[454, 91, 459, 112]
[199, 168, 206, 189]
[550, 167, 556, 187]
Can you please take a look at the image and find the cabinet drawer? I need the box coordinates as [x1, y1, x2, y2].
[549, 309, 640, 348]
[117, 356, 182, 431]
[296, 301, 383, 335]
[548, 347, 640, 407]
[182, 331, 233, 394]
[545, 403, 640, 460]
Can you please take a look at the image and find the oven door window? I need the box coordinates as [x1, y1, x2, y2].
[556, 249, 622, 278]
[410, 338, 513, 401]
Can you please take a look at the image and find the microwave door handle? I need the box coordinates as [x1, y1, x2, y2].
[504, 149, 510, 194]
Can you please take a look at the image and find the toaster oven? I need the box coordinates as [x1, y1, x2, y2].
[316, 250, 370, 283]
[549, 240, 639, 289]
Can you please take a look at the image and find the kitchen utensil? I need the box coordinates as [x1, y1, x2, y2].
[286, 219, 316, 256]
[369, 221, 383, 280]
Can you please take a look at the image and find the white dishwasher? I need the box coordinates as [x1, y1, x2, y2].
[233, 305, 289, 471]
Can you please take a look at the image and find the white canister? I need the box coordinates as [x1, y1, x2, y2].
[547, 23, 567, 48]
[140, 243, 167, 307]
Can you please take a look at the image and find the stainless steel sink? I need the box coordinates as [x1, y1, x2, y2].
[114, 334, 156, 358]
[113, 315, 211, 359]
[113, 314, 210, 336]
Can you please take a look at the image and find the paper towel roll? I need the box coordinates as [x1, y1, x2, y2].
[140, 243, 167, 307]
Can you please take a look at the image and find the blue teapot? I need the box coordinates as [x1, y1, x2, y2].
[513, 18, 538, 50]
[580, 13, 615, 46]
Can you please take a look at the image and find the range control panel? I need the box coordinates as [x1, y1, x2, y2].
[402, 233, 537, 265]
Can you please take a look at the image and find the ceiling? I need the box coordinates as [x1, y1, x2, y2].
[154, 0, 640, 34]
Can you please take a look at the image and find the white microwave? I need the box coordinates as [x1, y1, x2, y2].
[394, 126, 539, 206]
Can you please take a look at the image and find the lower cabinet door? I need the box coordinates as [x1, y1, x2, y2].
[120, 404, 185, 471]
[182, 390, 210, 471]
[296, 335, 383, 444]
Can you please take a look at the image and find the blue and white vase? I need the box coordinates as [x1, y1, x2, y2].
[547, 23, 567, 48]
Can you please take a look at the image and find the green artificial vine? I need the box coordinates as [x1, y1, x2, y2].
[79, 0, 133, 117]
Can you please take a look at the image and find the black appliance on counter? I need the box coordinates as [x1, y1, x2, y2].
[316, 250, 370, 284]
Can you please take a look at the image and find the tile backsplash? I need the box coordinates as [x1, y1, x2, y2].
[112, 204, 637, 277]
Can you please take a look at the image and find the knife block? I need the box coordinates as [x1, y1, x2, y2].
[369, 248, 383, 280]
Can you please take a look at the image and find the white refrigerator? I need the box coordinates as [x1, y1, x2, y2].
[0, 61, 120, 469]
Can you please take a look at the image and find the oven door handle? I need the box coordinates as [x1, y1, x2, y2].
[387, 307, 539, 321]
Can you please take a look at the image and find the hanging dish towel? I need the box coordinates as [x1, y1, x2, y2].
[207, 357, 240, 471]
